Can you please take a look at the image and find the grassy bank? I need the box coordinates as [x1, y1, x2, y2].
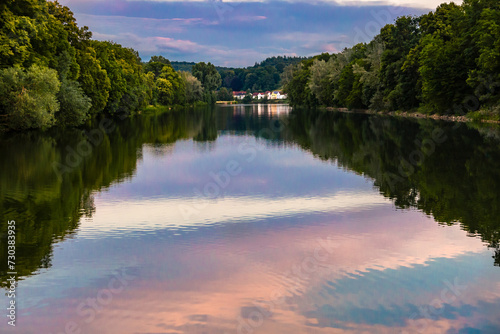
[324, 107, 500, 124]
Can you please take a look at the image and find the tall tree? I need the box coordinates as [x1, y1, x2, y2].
[192, 62, 221, 103]
[180, 71, 203, 104]
[379, 16, 422, 110]
[192, 62, 222, 91]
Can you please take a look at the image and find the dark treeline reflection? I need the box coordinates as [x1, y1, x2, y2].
[1, 106, 500, 287]
[0, 108, 216, 287]
[284, 109, 500, 267]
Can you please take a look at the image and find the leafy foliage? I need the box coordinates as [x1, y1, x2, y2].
[169, 56, 307, 92]
[192, 62, 222, 92]
[56, 79, 91, 127]
[0, 0, 159, 130]
[179, 71, 203, 104]
[0, 65, 60, 130]
[219, 56, 307, 92]
[284, 0, 500, 115]
[217, 87, 234, 101]
[192, 62, 221, 104]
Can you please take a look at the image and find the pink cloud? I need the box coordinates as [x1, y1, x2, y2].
[154, 36, 201, 53]
[230, 15, 267, 22]
[322, 43, 339, 53]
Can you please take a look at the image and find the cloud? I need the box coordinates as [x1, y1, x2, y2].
[92, 32, 206, 54]
[75, 13, 217, 35]
[62, 0, 430, 66]
[119, 0, 462, 9]
[230, 15, 267, 22]
[322, 43, 339, 53]
[91, 32, 290, 66]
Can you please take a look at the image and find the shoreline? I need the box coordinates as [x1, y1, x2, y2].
[325, 107, 500, 124]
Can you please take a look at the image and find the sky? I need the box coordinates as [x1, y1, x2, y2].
[59, 0, 459, 67]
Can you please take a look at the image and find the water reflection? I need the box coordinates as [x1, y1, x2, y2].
[227, 103, 291, 117]
[1, 105, 500, 333]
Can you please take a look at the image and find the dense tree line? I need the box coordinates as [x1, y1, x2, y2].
[0, 0, 302, 131]
[0, 0, 207, 131]
[219, 56, 307, 92]
[171, 56, 307, 92]
[283, 0, 500, 116]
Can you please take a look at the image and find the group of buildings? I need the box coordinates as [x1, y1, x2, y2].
[232, 91, 288, 100]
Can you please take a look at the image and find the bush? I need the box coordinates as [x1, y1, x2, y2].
[217, 87, 234, 101]
[56, 79, 92, 127]
[242, 95, 253, 104]
[0, 65, 61, 130]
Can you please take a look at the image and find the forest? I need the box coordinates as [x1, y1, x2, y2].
[282, 0, 500, 117]
[217, 56, 307, 92]
[2, 0, 500, 131]
[0, 0, 227, 131]
[0, 0, 304, 131]
[171, 56, 307, 93]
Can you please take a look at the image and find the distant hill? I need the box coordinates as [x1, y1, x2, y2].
[170, 56, 308, 92]
[170, 61, 197, 72]
[170, 61, 228, 73]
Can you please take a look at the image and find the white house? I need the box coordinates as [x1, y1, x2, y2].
[270, 91, 287, 100]
[233, 91, 247, 100]
[246, 91, 288, 100]
[278, 92, 287, 100]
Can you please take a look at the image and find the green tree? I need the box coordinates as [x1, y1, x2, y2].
[192, 62, 222, 97]
[379, 16, 422, 110]
[149, 55, 171, 65]
[76, 47, 110, 114]
[307, 54, 349, 106]
[336, 60, 366, 109]
[180, 71, 203, 104]
[0, 65, 61, 130]
[282, 61, 318, 107]
[144, 61, 167, 79]
[416, 3, 473, 113]
[93, 41, 148, 115]
[242, 94, 253, 104]
[156, 78, 174, 105]
[158, 64, 185, 105]
[466, 1, 500, 107]
[47, 1, 92, 49]
[56, 79, 91, 126]
[217, 87, 234, 101]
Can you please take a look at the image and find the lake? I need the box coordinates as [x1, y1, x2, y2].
[1, 104, 500, 334]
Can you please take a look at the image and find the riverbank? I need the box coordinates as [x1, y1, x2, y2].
[325, 107, 500, 124]
[216, 100, 290, 105]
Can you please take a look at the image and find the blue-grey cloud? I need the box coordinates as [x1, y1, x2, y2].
[60, 0, 430, 66]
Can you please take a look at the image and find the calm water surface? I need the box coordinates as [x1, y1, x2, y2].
[1, 104, 500, 333]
